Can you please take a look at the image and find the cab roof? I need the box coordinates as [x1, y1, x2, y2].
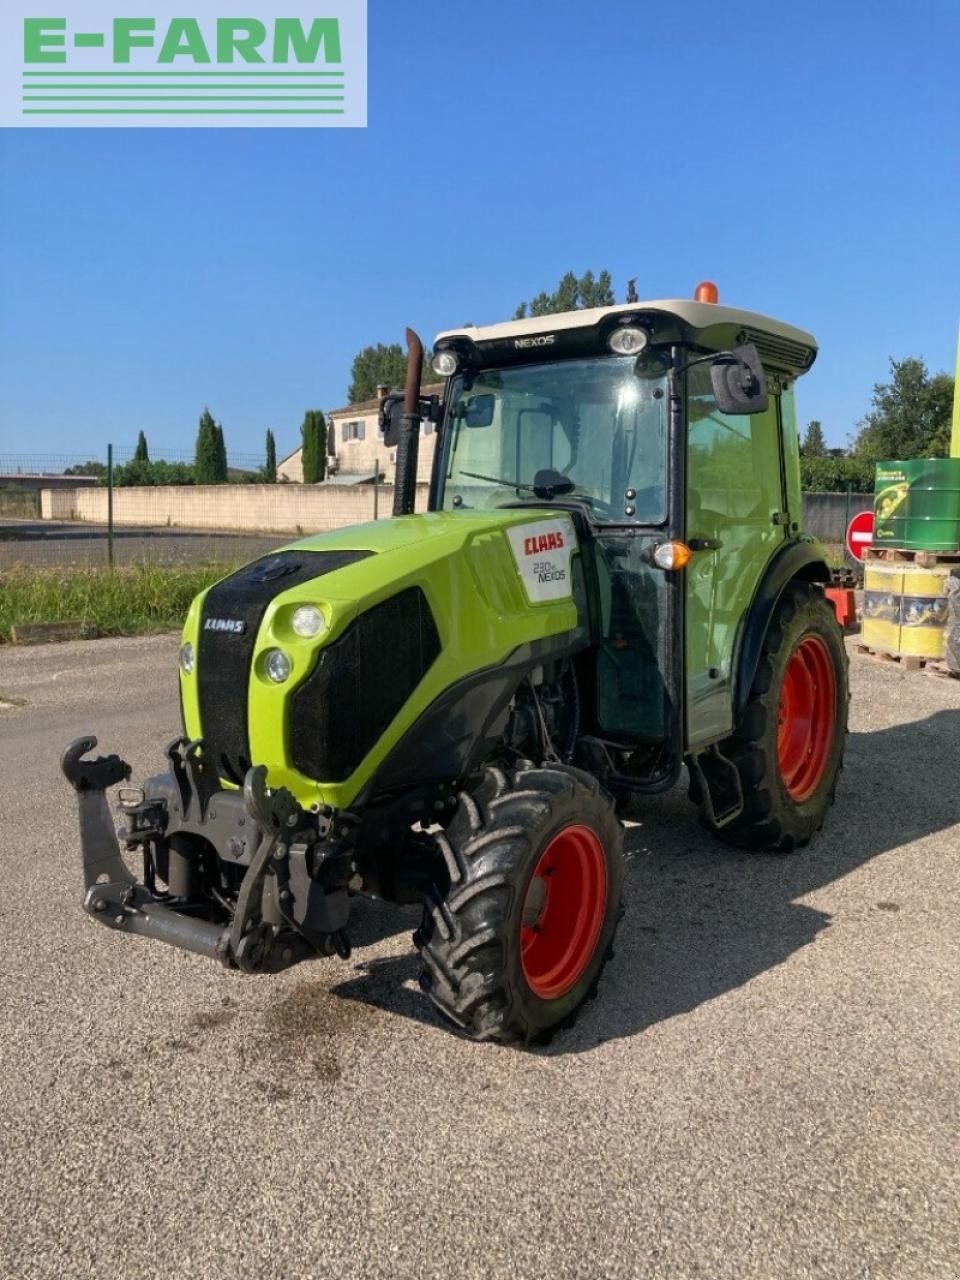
[436, 299, 818, 377]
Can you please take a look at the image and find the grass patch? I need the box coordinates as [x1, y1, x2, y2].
[0, 564, 233, 643]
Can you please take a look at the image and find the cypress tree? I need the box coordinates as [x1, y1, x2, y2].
[195, 409, 220, 484]
[300, 410, 328, 484]
[134, 430, 149, 463]
[314, 411, 327, 483]
[213, 423, 228, 482]
[301, 410, 323, 484]
[264, 429, 277, 482]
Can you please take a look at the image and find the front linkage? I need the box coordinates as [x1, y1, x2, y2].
[61, 736, 355, 972]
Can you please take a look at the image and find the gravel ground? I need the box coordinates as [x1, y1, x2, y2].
[0, 634, 957, 1280]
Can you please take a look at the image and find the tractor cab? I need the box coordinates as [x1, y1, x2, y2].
[425, 286, 822, 800]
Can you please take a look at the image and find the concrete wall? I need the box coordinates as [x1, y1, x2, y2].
[801, 492, 873, 543]
[40, 488, 79, 519]
[43, 483, 871, 544]
[42, 482, 430, 534]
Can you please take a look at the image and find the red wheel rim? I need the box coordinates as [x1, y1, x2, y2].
[520, 824, 608, 1000]
[777, 634, 837, 802]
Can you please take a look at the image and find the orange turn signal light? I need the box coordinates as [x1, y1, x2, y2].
[653, 541, 693, 571]
[694, 280, 719, 304]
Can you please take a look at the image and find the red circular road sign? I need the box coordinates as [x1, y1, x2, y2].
[845, 509, 875, 562]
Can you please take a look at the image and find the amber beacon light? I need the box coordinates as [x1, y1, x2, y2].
[694, 280, 719, 304]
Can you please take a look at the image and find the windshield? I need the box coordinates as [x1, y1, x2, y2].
[437, 354, 668, 523]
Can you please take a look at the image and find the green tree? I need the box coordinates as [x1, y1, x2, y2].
[514, 269, 616, 319]
[300, 409, 327, 484]
[853, 357, 955, 461]
[801, 420, 827, 457]
[63, 460, 107, 478]
[113, 459, 196, 487]
[347, 343, 410, 404]
[134, 430, 149, 463]
[799, 455, 875, 493]
[194, 408, 224, 484]
[264, 428, 277, 483]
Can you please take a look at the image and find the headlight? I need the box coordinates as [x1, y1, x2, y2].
[292, 605, 326, 638]
[264, 648, 292, 683]
[432, 350, 459, 377]
[608, 325, 648, 356]
[179, 642, 194, 674]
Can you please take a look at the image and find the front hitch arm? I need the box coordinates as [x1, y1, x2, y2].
[61, 736, 134, 891]
[61, 735, 229, 962]
[61, 738, 344, 971]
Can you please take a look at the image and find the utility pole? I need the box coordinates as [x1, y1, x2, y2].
[106, 443, 114, 569]
[951, 324, 960, 458]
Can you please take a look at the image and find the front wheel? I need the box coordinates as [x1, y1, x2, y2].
[696, 581, 849, 851]
[414, 764, 624, 1045]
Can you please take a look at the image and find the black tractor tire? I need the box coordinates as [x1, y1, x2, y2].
[414, 763, 624, 1045]
[694, 580, 849, 852]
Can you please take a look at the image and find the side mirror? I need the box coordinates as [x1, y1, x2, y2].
[462, 394, 495, 428]
[710, 343, 769, 416]
[379, 393, 405, 447]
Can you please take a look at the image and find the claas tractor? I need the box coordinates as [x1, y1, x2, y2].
[63, 284, 848, 1045]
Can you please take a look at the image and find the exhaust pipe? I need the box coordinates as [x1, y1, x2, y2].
[392, 327, 423, 517]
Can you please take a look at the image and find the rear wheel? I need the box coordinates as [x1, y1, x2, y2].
[695, 581, 848, 851]
[414, 764, 624, 1045]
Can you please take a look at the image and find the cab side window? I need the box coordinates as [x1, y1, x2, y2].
[686, 363, 782, 532]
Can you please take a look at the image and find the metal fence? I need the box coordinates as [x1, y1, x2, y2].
[2, 450, 867, 572]
[0, 449, 410, 570]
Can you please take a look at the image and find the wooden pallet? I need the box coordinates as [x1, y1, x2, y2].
[865, 547, 960, 569]
[854, 642, 957, 675]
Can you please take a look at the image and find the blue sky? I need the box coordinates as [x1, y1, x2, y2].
[1, 0, 957, 463]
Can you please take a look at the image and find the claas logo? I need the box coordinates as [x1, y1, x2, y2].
[523, 531, 565, 556]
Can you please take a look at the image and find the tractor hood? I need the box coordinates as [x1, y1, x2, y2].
[178, 510, 588, 809]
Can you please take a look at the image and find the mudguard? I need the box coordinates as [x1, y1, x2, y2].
[733, 539, 831, 718]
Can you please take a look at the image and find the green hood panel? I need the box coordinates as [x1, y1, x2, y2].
[179, 510, 584, 808]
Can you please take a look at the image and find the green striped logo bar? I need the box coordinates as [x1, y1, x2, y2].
[2, 2, 367, 127]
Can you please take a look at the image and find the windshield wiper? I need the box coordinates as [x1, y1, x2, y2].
[459, 467, 576, 500]
[460, 469, 535, 491]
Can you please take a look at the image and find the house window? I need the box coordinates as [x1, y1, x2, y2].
[341, 420, 366, 442]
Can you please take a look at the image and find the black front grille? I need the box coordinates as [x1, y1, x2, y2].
[197, 550, 372, 784]
[290, 586, 441, 782]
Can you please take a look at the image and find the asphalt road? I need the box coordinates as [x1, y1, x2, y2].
[0, 635, 957, 1279]
[0, 518, 286, 567]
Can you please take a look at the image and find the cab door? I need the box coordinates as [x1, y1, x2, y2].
[685, 363, 786, 747]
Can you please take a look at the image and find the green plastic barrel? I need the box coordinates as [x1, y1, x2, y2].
[874, 459, 960, 552]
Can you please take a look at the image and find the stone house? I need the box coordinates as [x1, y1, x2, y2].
[277, 383, 443, 485]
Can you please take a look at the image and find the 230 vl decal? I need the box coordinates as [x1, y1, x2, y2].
[505, 517, 578, 603]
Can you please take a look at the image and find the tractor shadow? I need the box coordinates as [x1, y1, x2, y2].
[332, 708, 960, 1054]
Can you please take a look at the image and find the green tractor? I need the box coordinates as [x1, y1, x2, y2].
[63, 285, 848, 1045]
